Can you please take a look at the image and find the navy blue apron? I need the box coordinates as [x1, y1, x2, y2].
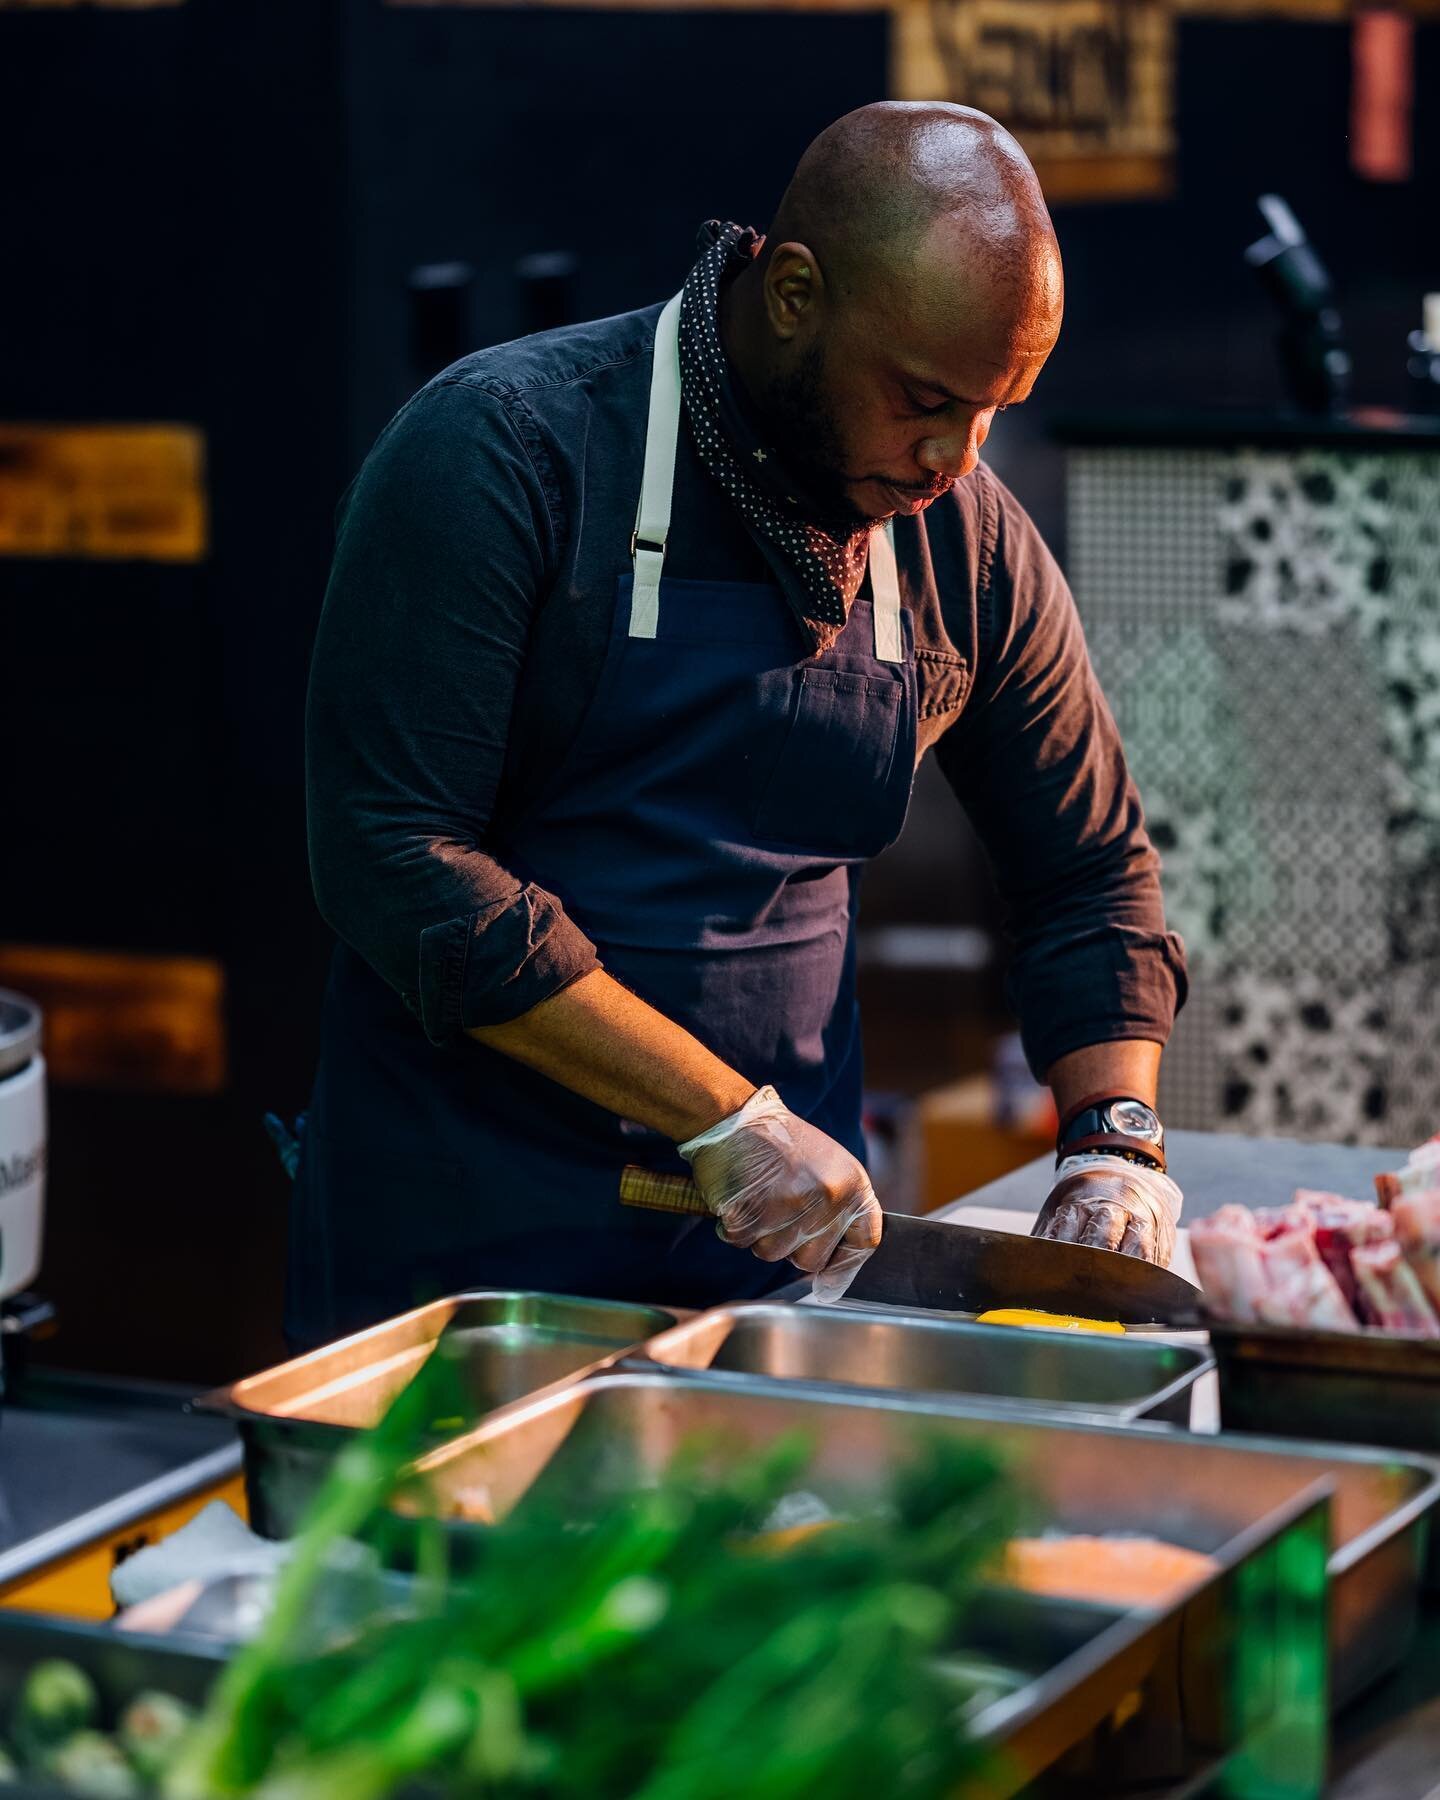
[286, 293, 918, 1349]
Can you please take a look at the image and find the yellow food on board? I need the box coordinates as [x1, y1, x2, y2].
[976, 1308, 1126, 1334]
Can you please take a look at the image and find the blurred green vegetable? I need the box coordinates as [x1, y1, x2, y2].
[46, 1729, 140, 1799]
[119, 1695, 197, 1785]
[3, 1666, 196, 1796]
[161, 1336, 1015, 1800]
[15, 1660, 99, 1756]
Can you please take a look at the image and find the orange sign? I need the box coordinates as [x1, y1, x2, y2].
[0, 945, 227, 1094]
[0, 425, 207, 561]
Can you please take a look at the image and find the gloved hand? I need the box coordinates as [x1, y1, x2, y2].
[678, 1085, 883, 1302]
[1032, 1152, 1183, 1266]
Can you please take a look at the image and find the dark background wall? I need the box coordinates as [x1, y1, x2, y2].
[2, 0, 1433, 1383]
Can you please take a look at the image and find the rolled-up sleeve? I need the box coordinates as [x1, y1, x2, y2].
[306, 379, 600, 1044]
[936, 472, 1188, 1078]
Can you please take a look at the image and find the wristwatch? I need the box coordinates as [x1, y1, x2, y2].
[1056, 1094, 1166, 1172]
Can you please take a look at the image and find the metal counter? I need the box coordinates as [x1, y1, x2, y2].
[0, 1370, 242, 1609]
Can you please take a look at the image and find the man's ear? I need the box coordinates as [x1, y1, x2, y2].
[762, 242, 822, 341]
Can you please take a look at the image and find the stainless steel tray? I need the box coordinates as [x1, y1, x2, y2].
[1209, 1321, 1440, 1593]
[631, 1303, 1212, 1424]
[1210, 1319, 1440, 1455]
[198, 1291, 677, 1537]
[415, 1370, 1439, 1713]
[415, 1374, 1335, 1793]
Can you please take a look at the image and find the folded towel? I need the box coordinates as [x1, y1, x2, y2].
[110, 1500, 290, 1610]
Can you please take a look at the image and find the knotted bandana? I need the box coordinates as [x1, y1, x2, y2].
[677, 220, 871, 654]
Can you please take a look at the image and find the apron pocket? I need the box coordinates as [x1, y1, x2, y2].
[753, 666, 906, 857]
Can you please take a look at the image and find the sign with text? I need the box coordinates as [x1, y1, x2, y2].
[891, 0, 1174, 198]
[0, 424, 207, 561]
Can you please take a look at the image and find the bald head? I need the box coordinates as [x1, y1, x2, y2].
[719, 103, 1062, 524]
[770, 101, 1060, 325]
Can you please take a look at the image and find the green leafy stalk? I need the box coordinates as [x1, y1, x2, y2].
[164, 1345, 470, 1798]
[170, 1353, 1012, 1800]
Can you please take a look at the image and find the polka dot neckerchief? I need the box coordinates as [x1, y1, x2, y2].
[677, 220, 871, 656]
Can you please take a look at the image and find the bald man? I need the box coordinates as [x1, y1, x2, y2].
[293, 104, 1188, 1349]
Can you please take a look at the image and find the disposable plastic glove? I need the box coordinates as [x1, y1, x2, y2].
[1031, 1152, 1183, 1267]
[678, 1085, 883, 1303]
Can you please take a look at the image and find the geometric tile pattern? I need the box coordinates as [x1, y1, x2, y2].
[1069, 445, 1440, 1145]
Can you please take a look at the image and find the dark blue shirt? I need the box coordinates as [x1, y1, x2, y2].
[305, 301, 1187, 1079]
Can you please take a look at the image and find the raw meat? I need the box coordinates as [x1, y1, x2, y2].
[1190, 1209, 1269, 1324]
[1291, 1190, 1394, 1319]
[1392, 1189, 1440, 1315]
[1350, 1239, 1440, 1337]
[1194, 1142, 1440, 1337]
[1375, 1139, 1440, 1205]
[1192, 1206, 1360, 1332]
[1253, 1219, 1361, 1333]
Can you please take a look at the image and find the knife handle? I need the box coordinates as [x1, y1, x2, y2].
[619, 1165, 711, 1217]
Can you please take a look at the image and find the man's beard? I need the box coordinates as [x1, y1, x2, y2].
[761, 340, 873, 530]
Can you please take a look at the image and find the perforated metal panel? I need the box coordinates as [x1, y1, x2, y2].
[1068, 444, 1440, 1144]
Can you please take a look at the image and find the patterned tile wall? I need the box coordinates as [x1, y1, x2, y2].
[1068, 445, 1440, 1145]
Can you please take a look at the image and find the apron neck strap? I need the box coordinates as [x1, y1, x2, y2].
[629, 288, 904, 666]
[629, 292, 684, 640]
[867, 521, 904, 664]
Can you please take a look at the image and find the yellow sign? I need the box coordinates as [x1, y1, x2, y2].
[0, 944, 227, 1094]
[0, 424, 207, 561]
[891, 0, 1174, 199]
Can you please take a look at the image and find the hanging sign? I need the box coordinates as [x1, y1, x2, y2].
[0, 424, 207, 562]
[890, 0, 1174, 199]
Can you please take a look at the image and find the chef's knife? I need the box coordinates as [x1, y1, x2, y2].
[619, 1165, 1202, 1328]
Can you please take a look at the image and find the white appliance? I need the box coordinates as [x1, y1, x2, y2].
[0, 991, 45, 1301]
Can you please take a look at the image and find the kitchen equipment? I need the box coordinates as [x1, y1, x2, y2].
[632, 1303, 1211, 1424]
[417, 1377, 1336, 1793]
[201, 1290, 678, 1538]
[1210, 1319, 1440, 1466]
[0, 990, 45, 1307]
[0, 1370, 243, 1620]
[620, 1166, 1202, 1326]
[0, 1611, 226, 1800]
[416, 1370, 1440, 1711]
[0, 1607, 226, 1704]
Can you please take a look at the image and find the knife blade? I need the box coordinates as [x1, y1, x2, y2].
[618, 1165, 1202, 1328]
[845, 1210, 1202, 1327]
